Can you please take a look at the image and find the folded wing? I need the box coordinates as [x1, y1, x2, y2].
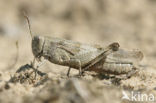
[105, 49, 143, 64]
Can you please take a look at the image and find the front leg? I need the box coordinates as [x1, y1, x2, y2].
[31, 58, 46, 79]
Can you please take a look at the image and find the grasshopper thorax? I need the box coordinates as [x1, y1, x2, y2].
[32, 35, 45, 59]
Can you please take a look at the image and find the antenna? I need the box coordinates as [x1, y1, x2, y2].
[23, 12, 37, 70]
[23, 12, 33, 39]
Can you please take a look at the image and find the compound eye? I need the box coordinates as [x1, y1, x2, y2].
[32, 36, 45, 60]
[33, 36, 40, 42]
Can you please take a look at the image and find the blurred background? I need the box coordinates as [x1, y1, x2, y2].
[1, 1, 156, 103]
[0, 0, 156, 72]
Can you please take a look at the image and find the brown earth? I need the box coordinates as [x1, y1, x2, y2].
[0, 0, 156, 103]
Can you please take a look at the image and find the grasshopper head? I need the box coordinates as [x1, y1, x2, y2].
[32, 35, 45, 59]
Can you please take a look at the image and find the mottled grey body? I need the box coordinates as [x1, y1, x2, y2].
[31, 35, 143, 76]
[23, 14, 143, 77]
[32, 36, 118, 68]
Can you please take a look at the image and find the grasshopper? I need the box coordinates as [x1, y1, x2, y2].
[24, 15, 143, 77]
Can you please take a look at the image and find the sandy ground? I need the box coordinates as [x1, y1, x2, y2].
[0, 0, 156, 103]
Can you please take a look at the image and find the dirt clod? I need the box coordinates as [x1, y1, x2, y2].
[9, 64, 49, 86]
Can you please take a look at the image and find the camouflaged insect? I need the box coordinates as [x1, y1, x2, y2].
[24, 14, 143, 77]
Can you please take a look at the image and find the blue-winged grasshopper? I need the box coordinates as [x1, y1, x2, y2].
[24, 15, 143, 77]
